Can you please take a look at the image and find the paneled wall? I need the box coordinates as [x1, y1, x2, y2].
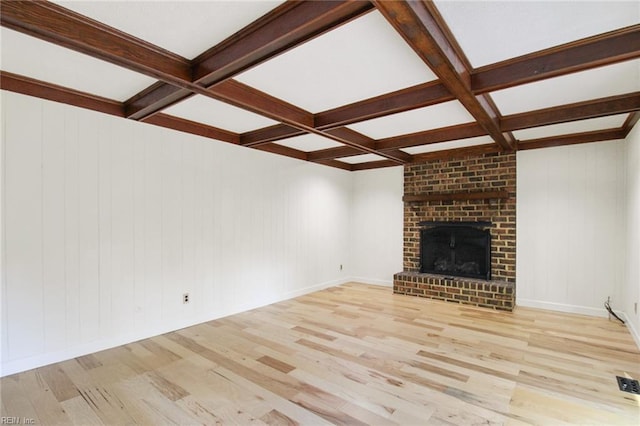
[1, 92, 352, 376]
[2, 90, 637, 375]
[350, 167, 403, 286]
[516, 141, 627, 316]
[623, 124, 640, 346]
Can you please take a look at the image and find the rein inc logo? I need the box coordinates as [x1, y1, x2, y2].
[1, 418, 35, 425]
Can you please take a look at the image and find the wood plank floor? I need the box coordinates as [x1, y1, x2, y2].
[1, 282, 639, 425]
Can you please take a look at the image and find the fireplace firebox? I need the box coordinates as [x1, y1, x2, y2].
[420, 221, 491, 281]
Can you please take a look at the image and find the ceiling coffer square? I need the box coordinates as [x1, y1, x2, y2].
[1, 0, 638, 170]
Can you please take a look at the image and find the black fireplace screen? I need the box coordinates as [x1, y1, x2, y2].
[420, 224, 491, 280]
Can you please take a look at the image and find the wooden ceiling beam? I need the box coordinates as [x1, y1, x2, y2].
[473, 24, 640, 94]
[501, 92, 640, 132]
[0, 1, 404, 162]
[386, 149, 414, 163]
[318, 127, 408, 164]
[517, 129, 626, 151]
[3, 0, 408, 163]
[0, 0, 300, 125]
[308, 92, 639, 162]
[252, 142, 308, 161]
[0, 71, 328, 166]
[125, 84, 193, 121]
[477, 92, 517, 147]
[307, 146, 363, 162]
[125, 0, 373, 120]
[622, 112, 640, 137]
[192, 0, 374, 86]
[376, 122, 486, 151]
[143, 114, 239, 144]
[314, 80, 453, 129]
[203, 80, 405, 162]
[411, 143, 501, 163]
[4, 1, 637, 170]
[241, 24, 639, 147]
[158, 81, 408, 162]
[324, 127, 376, 149]
[211, 79, 314, 128]
[239, 25, 640, 148]
[324, 127, 414, 162]
[373, 0, 513, 151]
[0, 1, 191, 86]
[227, 23, 640, 148]
[239, 118, 410, 164]
[309, 159, 354, 171]
[351, 160, 400, 171]
[0, 71, 124, 117]
[308, 122, 486, 161]
[241, 124, 306, 146]
[241, 81, 454, 147]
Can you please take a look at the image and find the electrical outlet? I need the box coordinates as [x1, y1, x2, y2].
[340, 264, 343, 271]
[635, 302, 638, 315]
[183, 293, 189, 304]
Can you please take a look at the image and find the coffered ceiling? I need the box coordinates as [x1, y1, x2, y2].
[1, 0, 639, 171]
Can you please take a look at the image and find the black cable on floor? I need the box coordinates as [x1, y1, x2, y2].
[604, 300, 625, 324]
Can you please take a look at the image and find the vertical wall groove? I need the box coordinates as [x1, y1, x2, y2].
[1, 92, 352, 376]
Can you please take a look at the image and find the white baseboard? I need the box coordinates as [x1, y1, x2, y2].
[619, 312, 640, 351]
[0, 320, 195, 378]
[516, 298, 609, 318]
[5, 283, 635, 377]
[0, 277, 349, 378]
[516, 299, 640, 350]
[349, 277, 393, 287]
[284, 277, 351, 299]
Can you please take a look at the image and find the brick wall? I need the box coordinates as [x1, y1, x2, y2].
[395, 151, 516, 310]
[393, 272, 515, 310]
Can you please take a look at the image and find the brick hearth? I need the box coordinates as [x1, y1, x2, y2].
[395, 151, 516, 310]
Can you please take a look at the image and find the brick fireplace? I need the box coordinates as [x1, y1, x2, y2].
[393, 151, 516, 311]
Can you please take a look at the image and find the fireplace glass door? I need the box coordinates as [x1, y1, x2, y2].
[420, 225, 491, 280]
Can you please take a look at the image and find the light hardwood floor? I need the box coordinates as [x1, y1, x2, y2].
[1, 282, 639, 425]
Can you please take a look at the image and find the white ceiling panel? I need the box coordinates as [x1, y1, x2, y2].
[401, 136, 494, 155]
[274, 134, 343, 152]
[1, 0, 637, 170]
[235, 10, 436, 113]
[434, 1, 639, 68]
[347, 100, 475, 139]
[492, 60, 640, 115]
[0, 28, 156, 101]
[54, 0, 284, 60]
[340, 153, 388, 164]
[163, 94, 278, 133]
[514, 114, 628, 141]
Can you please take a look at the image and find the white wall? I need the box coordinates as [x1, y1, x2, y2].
[623, 123, 640, 347]
[6, 88, 636, 375]
[350, 167, 404, 286]
[516, 141, 627, 317]
[0, 91, 353, 376]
